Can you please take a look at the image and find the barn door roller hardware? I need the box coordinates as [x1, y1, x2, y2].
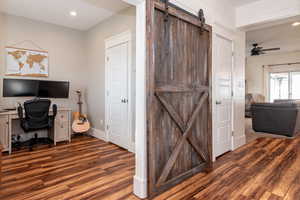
[163, 0, 171, 78]
[164, 0, 170, 56]
[198, 9, 206, 34]
[164, 0, 169, 22]
[163, 0, 206, 33]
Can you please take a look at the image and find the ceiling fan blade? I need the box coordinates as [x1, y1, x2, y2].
[262, 48, 280, 51]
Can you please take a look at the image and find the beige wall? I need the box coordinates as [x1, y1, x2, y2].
[0, 14, 88, 112]
[246, 51, 300, 95]
[85, 7, 136, 131]
[0, 7, 136, 134]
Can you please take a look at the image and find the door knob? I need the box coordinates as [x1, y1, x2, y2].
[216, 101, 222, 105]
[121, 98, 128, 103]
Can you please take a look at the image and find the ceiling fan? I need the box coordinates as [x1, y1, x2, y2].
[251, 43, 280, 56]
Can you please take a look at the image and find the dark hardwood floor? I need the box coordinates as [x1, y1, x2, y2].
[1, 135, 300, 200]
[0, 135, 135, 200]
[154, 136, 300, 200]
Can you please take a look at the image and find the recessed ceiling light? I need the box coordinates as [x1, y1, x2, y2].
[70, 11, 77, 17]
[292, 22, 300, 27]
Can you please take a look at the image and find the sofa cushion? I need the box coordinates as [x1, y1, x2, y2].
[252, 103, 298, 109]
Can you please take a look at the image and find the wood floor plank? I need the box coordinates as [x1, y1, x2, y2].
[1, 135, 300, 200]
[0, 136, 135, 200]
[154, 136, 300, 200]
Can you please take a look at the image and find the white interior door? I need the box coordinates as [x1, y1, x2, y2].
[107, 42, 130, 150]
[214, 35, 233, 157]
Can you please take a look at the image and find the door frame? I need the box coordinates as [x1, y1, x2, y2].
[212, 32, 234, 161]
[104, 30, 134, 152]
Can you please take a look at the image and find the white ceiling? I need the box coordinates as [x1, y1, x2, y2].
[246, 21, 300, 56]
[231, 0, 262, 7]
[0, 0, 131, 31]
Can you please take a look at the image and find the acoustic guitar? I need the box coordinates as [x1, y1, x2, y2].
[72, 90, 90, 133]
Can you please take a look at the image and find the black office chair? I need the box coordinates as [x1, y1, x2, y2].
[17, 99, 57, 151]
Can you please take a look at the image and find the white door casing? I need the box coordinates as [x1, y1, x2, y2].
[122, 0, 147, 198]
[105, 31, 133, 151]
[213, 34, 234, 158]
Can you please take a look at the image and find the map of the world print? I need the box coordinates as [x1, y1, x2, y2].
[5, 47, 49, 77]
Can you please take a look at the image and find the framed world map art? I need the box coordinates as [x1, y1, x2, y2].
[5, 46, 49, 77]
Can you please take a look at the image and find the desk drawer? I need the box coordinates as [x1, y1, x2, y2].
[56, 111, 69, 122]
[55, 121, 69, 141]
[0, 144, 2, 184]
[55, 111, 70, 142]
[0, 115, 9, 152]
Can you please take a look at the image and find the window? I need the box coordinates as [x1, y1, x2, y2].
[269, 72, 300, 102]
[291, 72, 300, 99]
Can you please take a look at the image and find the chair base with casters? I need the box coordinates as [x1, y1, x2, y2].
[29, 134, 53, 151]
[12, 134, 54, 151]
[17, 99, 57, 151]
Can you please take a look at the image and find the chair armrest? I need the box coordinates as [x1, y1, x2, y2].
[17, 106, 24, 120]
[52, 104, 57, 119]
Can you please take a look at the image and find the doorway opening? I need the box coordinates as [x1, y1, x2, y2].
[245, 20, 300, 143]
[0, 0, 144, 199]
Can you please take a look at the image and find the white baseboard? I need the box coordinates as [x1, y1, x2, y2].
[90, 128, 136, 154]
[89, 128, 107, 142]
[133, 175, 147, 199]
[128, 142, 136, 153]
[233, 134, 246, 150]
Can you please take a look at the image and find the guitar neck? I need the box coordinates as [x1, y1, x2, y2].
[79, 106, 82, 116]
[77, 92, 83, 116]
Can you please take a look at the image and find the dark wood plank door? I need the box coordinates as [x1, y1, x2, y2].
[146, 0, 213, 197]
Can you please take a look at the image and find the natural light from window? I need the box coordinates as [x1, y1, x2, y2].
[269, 72, 300, 102]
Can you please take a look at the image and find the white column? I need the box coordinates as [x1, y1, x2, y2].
[133, 1, 147, 198]
[123, 0, 147, 198]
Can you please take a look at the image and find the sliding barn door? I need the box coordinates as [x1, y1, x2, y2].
[146, 0, 212, 197]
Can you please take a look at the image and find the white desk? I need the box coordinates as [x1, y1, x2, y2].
[0, 108, 72, 154]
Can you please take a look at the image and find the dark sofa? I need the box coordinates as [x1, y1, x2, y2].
[251, 102, 300, 137]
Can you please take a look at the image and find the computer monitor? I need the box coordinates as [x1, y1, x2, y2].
[3, 79, 38, 97]
[3, 79, 70, 98]
[38, 80, 69, 98]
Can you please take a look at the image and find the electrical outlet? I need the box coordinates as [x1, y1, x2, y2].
[100, 120, 104, 125]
